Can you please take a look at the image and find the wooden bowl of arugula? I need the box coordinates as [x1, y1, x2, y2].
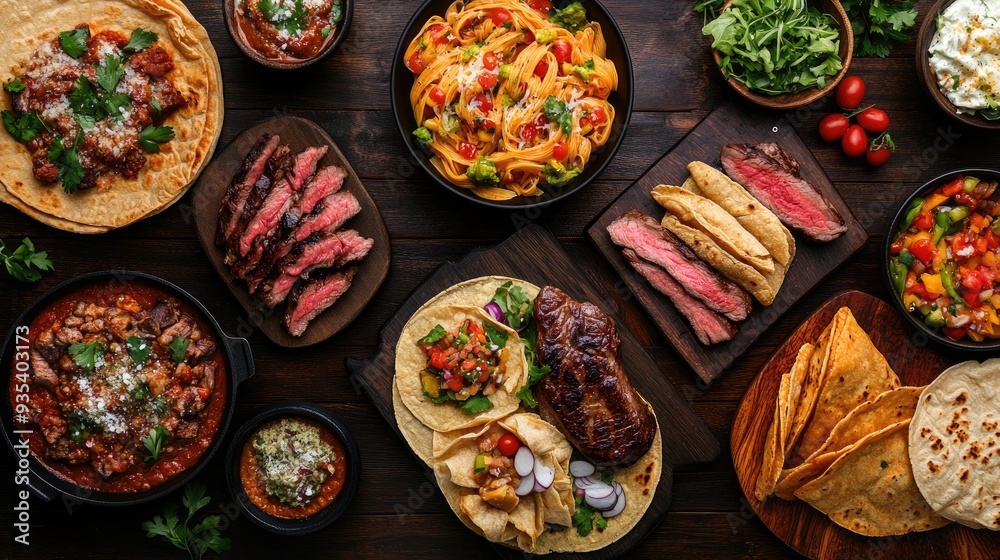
[706, 0, 853, 110]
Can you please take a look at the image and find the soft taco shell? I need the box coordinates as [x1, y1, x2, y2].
[395, 305, 525, 432]
[392, 381, 434, 465]
[415, 276, 541, 317]
[0, 0, 223, 231]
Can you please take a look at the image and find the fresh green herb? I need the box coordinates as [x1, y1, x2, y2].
[127, 336, 152, 365]
[465, 156, 500, 187]
[154, 396, 168, 415]
[124, 28, 158, 53]
[142, 424, 169, 462]
[258, 0, 309, 36]
[59, 28, 90, 58]
[68, 341, 104, 373]
[694, 0, 726, 23]
[458, 394, 493, 414]
[571, 59, 595, 83]
[331, 1, 344, 23]
[541, 162, 582, 186]
[142, 483, 232, 560]
[571, 495, 607, 536]
[132, 383, 150, 402]
[550, 2, 589, 33]
[139, 125, 175, 153]
[542, 95, 573, 135]
[4, 78, 25, 93]
[841, 0, 917, 58]
[151, 98, 162, 116]
[515, 363, 550, 408]
[169, 336, 189, 363]
[1, 110, 46, 143]
[952, 75, 962, 90]
[880, 460, 889, 469]
[491, 281, 533, 330]
[703, 0, 843, 95]
[321, 26, 332, 37]
[68, 75, 105, 119]
[483, 322, 508, 349]
[96, 54, 125, 93]
[47, 136, 86, 194]
[75, 114, 96, 130]
[981, 108, 1000, 121]
[0, 237, 53, 283]
[419, 324, 446, 344]
[412, 126, 433, 146]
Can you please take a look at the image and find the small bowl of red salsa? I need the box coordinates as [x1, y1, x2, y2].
[226, 402, 359, 534]
[884, 169, 1000, 351]
[224, 0, 352, 69]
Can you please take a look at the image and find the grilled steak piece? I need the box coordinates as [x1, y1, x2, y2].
[284, 268, 358, 336]
[720, 143, 846, 242]
[216, 133, 281, 246]
[534, 286, 656, 466]
[284, 165, 348, 227]
[607, 210, 751, 321]
[225, 145, 293, 265]
[622, 249, 736, 345]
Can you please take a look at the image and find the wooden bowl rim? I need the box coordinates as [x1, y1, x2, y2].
[710, 0, 854, 110]
[222, 0, 353, 70]
[916, 0, 1000, 130]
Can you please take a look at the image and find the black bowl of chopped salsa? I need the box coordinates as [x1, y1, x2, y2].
[390, 0, 633, 209]
[883, 169, 1000, 352]
[225, 402, 360, 535]
[0, 270, 255, 505]
[224, 0, 353, 69]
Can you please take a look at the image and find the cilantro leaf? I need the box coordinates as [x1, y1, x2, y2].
[258, 0, 308, 36]
[126, 336, 152, 365]
[47, 137, 86, 194]
[59, 28, 90, 58]
[169, 336, 189, 363]
[542, 95, 572, 135]
[139, 125, 175, 153]
[491, 281, 533, 330]
[419, 324, 446, 344]
[142, 424, 169, 462]
[483, 322, 508, 349]
[96, 54, 125, 93]
[68, 341, 104, 373]
[841, 0, 917, 58]
[102, 92, 132, 120]
[151, 97, 162, 116]
[68, 75, 107, 121]
[0, 237, 53, 282]
[458, 394, 493, 414]
[1, 110, 46, 143]
[4, 78, 25, 93]
[124, 28, 158, 53]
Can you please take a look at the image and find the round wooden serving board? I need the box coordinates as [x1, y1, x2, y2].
[731, 290, 1000, 559]
[192, 116, 390, 348]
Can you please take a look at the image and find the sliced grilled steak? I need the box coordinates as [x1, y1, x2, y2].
[720, 143, 846, 242]
[225, 145, 293, 265]
[283, 268, 357, 337]
[216, 133, 280, 246]
[607, 210, 751, 321]
[236, 146, 328, 257]
[285, 165, 347, 227]
[622, 249, 736, 345]
[534, 286, 656, 466]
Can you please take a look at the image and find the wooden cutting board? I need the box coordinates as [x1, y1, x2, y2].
[732, 290, 1000, 559]
[586, 100, 869, 383]
[346, 224, 719, 560]
[192, 116, 390, 348]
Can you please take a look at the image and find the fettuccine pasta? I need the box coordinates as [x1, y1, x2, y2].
[404, 0, 617, 201]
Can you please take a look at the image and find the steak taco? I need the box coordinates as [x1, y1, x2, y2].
[0, 0, 223, 232]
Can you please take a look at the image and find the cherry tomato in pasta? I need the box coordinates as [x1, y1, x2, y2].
[483, 52, 499, 71]
[478, 72, 498, 90]
[521, 123, 539, 141]
[528, 0, 552, 13]
[553, 40, 572, 64]
[473, 93, 493, 112]
[429, 87, 446, 105]
[491, 8, 513, 28]
[459, 142, 477, 159]
[536, 114, 549, 125]
[589, 105, 607, 124]
[523, 29, 535, 43]
[553, 141, 569, 160]
[479, 118, 497, 131]
[534, 59, 549, 78]
[407, 52, 425, 74]
[429, 24, 451, 45]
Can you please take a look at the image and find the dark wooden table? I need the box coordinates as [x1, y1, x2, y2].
[1, 1, 994, 558]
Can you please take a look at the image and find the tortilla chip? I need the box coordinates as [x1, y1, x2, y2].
[680, 176, 702, 195]
[783, 342, 819, 458]
[755, 372, 789, 500]
[662, 214, 777, 305]
[651, 184, 775, 274]
[794, 420, 951, 536]
[687, 161, 794, 267]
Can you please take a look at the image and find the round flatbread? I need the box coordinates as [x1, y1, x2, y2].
[909, 359, 1000, 530]
[0, 0, 224, 231]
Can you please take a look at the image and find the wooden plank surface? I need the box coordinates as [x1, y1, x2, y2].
[0, 0, 998, 559]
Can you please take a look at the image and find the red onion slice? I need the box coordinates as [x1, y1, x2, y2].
[612, 481, 623, 496]
[534, 462, 555, 489]
[569, 460, 595, 478]
[514, 446, 534, 477]
[515, 471, 535, 496]
[533, 478, 547, 493]
[603, 491, 627, 517]
[585, 491, 617, 510]
[583, 482, 614, 500]
[574, 474, 599, 488]
[483, 302, 509, 326]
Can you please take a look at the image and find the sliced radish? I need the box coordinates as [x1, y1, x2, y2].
[604, 491, 626, 517]
[533, 478, 547, 493]
[586, 491, 617, 510]
[569, 460, 595, 478]
[514, 446, 534, 477]
[575, 474, 599, 488]
[583, 482, 613, 500]
[534, 462, 555, 489]
[612, 481, 623, 496]
[597, 491, 621, 512]
[515, 472, 535, 496]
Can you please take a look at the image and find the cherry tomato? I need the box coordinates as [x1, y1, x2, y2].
[483, 51, 499, 71]
[553, 141, 569, 160]
[429, 86, 446, 105]
[912, 210, 934, 231]
[836, 76, 866, 110]
[857, 107, 889, 134]
[521, 122, 538, 141]
[588, 105, 607, 124]
[889, 239, 904, 255]
[909, 238, 937, 266]
[422, 105, 436, 120]
[473, 93, 493, 112]
[477, 118, 497, 131]
[943, 327, 968, 341]
[459, 141, 477, 159]
[841, 124, 868, 157]
[429, 24, 452, 45]
[407, 52, 425, 74]
[534, 59, 549, 78]
[446, 375, 464, 392]
[535, 113, 549, 126]
[866, 144, 892, 166]
[491, 8, 513, 28]
[528, 0, 552, 12]
[524, 29, 535, 44]
[941, 176, 965, 197]
[478, 72, 498, 90]
[818, 113, 850, 142]
[429, 347, 446, 370]
[497, 433, 521, 456]
[553, 40, 572, 64]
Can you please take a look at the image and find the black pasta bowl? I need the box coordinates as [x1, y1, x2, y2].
[225, 402, 360, 535]
[390, 0, 633, 209]
[1, 270, 255, 505]
[882, 169, 1000, 352]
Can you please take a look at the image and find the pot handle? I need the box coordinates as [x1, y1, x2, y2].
[224, 336, 255, 385]
[22, 474, 56, 503]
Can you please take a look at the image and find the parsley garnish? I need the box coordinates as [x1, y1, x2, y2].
[515, 363, 550, 409]
[142, 424, 169, 462]
[4, 78, 25, 93]
[258, 0, 309, 36]
[124, 28, 158, 53]
[841, 0, 917, 58]
[58, 28, 90, 59]
[96, 54, 125, 92]
[419, 324, 446, 344]
[0, 237, 53, 282]
[139, 125, 175, 153]
[68, 341, 104, 373]
[572, 498, 608, 536]
[151, 98, 162, 116]
[458, 394, 494, 414]
[542, 95, 573, 135]
[142, 483, 232, 559]
[169, 336, 189, 363]
[126, 336, 152, 365]
[483, 322, 508, 349]
[491, 281, 533, 330]
[1, 110, 46, 143]
[47, 136, 86, 194]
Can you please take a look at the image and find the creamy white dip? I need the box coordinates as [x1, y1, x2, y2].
[929, 0, 1000, 115]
